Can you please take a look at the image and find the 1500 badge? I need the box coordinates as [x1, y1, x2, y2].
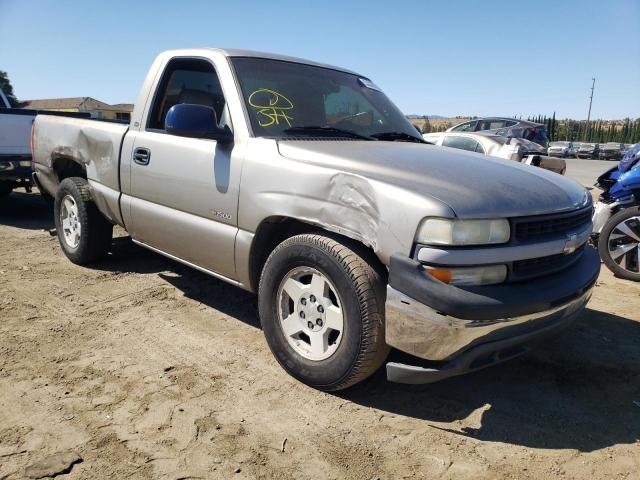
[209, 209, 232, 220]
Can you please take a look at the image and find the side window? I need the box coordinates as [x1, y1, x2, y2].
[442, 136, 481, 152]
[479, 120, 506, 130]
[451, 121, 476, 132]
[147, 58, 226, 131]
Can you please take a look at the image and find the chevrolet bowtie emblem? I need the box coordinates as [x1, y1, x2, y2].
[563, 233, 580, 254]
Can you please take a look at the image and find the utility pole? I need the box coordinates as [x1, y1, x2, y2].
[585, 78, 595, 141]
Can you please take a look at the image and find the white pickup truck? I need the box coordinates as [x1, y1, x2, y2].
[32, 48, 600, 390]
[0, 88, 89, 198]
[0, 88, 34, 196]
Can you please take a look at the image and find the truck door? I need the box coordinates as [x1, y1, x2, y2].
[126, 57, 240, 280]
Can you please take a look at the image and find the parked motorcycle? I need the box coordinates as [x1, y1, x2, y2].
[592, 144, 640, 280]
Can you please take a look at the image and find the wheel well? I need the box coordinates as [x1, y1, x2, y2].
[53, 157, 86, 183]
[248, 216, 385, 291]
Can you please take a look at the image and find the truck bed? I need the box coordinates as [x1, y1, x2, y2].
[32, 114, 130, 223]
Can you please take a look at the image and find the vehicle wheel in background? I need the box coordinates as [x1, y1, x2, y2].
[54, 177, 113, 265]
[0, 181, 13, 198]
[258, 233, 389, 391]
[598, 207, 640, 281]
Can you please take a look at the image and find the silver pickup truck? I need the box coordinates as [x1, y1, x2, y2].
[32, 48, 600, 390]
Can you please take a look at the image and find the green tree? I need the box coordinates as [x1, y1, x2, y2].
[0, 71, 20, 107]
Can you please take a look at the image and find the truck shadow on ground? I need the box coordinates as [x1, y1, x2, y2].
[104, 235, 261, 329]
[101, 235, 638, 453]
[0, 190, 53, 230]
[340, 307, 640, 453]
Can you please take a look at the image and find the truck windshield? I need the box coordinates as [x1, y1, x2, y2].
[231, 57, 421, 141]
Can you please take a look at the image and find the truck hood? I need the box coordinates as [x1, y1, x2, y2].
[277, 140, 589, 218]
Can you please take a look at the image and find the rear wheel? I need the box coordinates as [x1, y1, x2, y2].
[598, 207, 640, 281]
[258, 233, 389, 391]
[54, 177, 113, 265]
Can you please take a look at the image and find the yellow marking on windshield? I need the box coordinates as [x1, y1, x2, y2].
[248, 88, 294, 127]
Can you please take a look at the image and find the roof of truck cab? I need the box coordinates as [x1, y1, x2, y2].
[162, 48, 361, 76]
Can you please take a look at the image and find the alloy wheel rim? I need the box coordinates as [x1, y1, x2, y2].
[276, 266, 344, 361]
[607, 215, 640, 273]
[60, 195, 81, 249]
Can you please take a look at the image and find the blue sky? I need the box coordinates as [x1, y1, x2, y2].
[1, 0, 638, 119]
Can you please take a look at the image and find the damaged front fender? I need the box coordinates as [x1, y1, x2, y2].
[238, 138, 455, 265]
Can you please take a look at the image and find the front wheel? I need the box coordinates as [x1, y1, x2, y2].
[598, 207, 640, 281]
[258, 233, 389, 391]
[54, 177, 113, 265]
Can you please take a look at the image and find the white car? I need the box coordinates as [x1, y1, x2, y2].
[424, 132, 566, 175]
[548, 141, 580, 158]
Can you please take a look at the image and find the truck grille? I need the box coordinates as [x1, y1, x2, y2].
[511, 245, 585, 280]
[513, 207, 592, 242]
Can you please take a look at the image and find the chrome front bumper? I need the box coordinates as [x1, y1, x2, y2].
[383, 248, 600, 384]
[385, 286, 591, 362]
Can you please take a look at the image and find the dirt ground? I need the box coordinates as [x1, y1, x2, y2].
[1, 190, 639, 480]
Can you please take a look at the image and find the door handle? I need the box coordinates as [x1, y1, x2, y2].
[133, 147, 151, 165]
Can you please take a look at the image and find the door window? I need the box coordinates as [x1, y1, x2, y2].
[147, 58, 226, 131]
[451, 121, 477, 132]
[478, 120, 507, 130]
[442, 136, 482, 152]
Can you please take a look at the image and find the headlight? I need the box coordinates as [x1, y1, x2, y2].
[416, 218, 510, 246]
[425, 265, 507, 286]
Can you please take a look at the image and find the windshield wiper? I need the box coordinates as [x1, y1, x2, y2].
[283, 126, 373, 141]
[370, 132, 428, 143]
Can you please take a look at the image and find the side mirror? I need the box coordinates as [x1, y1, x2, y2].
[165, 103, 233, 143]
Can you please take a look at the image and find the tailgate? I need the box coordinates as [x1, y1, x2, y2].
[0, 110, 35, 155]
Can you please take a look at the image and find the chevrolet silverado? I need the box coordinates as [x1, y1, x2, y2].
[32, 49, 600, 390]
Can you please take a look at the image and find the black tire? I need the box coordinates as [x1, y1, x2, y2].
[598, 206, 640, 281]
[54, 177, 113, 265]
[258, 233, 389, 391]
[0, 181, 13, 198]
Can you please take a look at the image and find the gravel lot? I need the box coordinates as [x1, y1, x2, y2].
[1, 190, 639, 480]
